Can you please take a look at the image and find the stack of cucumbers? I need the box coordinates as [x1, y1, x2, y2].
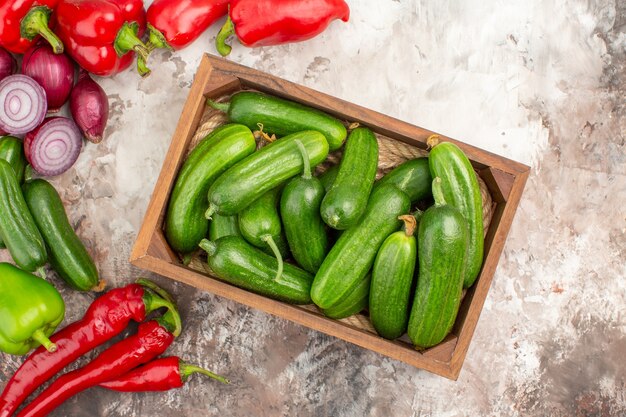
[167, 91, 484, 349]
[0, 136, 101, 291]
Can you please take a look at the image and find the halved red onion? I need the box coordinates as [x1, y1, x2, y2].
[24, 117, 83, 177]
[70, 70, 109, 143]
[0, 74, 47, 135]
[0, 47, 17, 82]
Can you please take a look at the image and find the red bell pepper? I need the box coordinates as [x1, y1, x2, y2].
[215, 0, 350, 56]
[54, 0, 151, 77]
[0, 0, 64, 54]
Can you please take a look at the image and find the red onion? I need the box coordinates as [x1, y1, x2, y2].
[22, 43, 75, 113]
[0, 47, 17, 82]
[70, 70, 109, 143]
[0, 74, 47, 135]
[24, 117, 83, 177]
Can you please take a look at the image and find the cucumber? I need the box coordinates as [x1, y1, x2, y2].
[407, 178, 469, 349]
[165, 124, 256, 256]
[280, 140, 329, 273]
[0, 136, 27, 249]
[318, 164, 339, 193]
[322, 274, 371, 319]
[199, 237, 312, 304]
[428, 137, 483, 287]
[208, 91, 347, 151]
[205, 130, 329, 217]
[0, 159, 47, 274]
[374, 157, 432, 203]
[311, 184, 411, 309]
[321, 127, 379, 230]
[22, 179, 100, 291]
[208, 213, 240, 241]
[369, 215, 417, 339]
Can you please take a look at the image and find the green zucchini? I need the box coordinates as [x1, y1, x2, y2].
[208, 213, 240, 241]
[205, 130, 329, 217]
[321, 127, 379, 230]
[22, 179, 100, 291]
[208, 91, 347, 151]
[317, 164, 339, 193]
[199, 237, 312, 304]
[322, 274, 371, 319]
[407, 178, 469, 349]
[280, 140, 329, 273]
[0, 136, 27, 249]
[165, 124, 256, 256]
[374, 157, 432, 203]
[428, 137, 483, 287]
[369, 215, 417, 339]
[311, 184, 411, 309]
[0, 159, 47, 274]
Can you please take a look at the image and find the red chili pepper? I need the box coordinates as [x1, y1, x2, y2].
[215, 0, 350, 57]
[0, 282, 176, 417]
[0, 1, 64, 54]
[99, 356, 229, 392]
[16, 314, 181, 417]
[54, 0, 151, 77]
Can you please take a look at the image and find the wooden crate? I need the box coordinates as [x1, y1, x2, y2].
[130, 54, 530, 380]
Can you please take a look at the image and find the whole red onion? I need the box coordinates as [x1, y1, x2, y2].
[0, 47, 17, 82]
[22, 43, 75, 113]
[70, 70, 109, 143]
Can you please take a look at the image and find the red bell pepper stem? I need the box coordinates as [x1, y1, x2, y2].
[0, 281, 175, 417]
[114, 21, 151, 77]
[20, 6, 64, 54]
[16, 316, 179, 417]
[215, 16, 235, 57]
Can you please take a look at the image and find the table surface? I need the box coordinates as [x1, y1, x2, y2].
[1, 0, 625, 416]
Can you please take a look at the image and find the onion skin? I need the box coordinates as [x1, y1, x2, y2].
[70, 70, 109, 143]
[22, 43, 75, 113]
[0, 47, 17, 82]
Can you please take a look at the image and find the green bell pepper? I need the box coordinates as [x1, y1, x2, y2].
[0, 262, 65, 355]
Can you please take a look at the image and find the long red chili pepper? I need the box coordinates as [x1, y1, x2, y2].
[0, 1, 64, 54]
[215, 0, 350, 56]
[0, 282, 175, 417]
[17, 313, 181, 417]
[99, 356, 229, 391]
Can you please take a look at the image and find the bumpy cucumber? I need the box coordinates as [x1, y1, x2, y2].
[280, 140, 329, 273]
[374, 157, 432, 203]
[0, 160, 47, 273]
[208, 213, 240, 241]
[322, 274, 371, 319]
[428, 137, 483, 287]
[311, 184, 411, 309]
[206, 130, 329, 216]
[369, 215, 417, 340]
[0, 136, 27, 249]
[199, 237, 313, 304]
[407, 178, 469, 349]
[22, 179, 100, 291]
[208, 91, 347, 151]
[318, 164, 339, 193]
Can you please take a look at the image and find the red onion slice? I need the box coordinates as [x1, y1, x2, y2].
[0, 75, 47, 135]
[24, 117, 83, 177]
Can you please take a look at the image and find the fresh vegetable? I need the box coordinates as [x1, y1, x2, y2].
[321, 127, 379, 230]
[24, 117, 83, 177]
[199, 237, 313, 304]
[0, 263, 64, 356]
[0, 136, 26, 184]
[70, 69, 110, 144]
[208, 213, 241, 241]
[100, 356, 228, 391]
[0, 281, 177, 417]
[22, 179, 101, 291]
[16, 314, 181, 417]
[0, 74, 47, 135]
[369, 215, 417, 340]
[407, 178, 469, 349]
[280, 139, 329, 273]
[428, 136, 483, 288]
[215, 0, 350, 57]
[0, 159, 47, 274]
[0, 1, 63, 54]
[0, 48, 17, 81]
[311, 184, 411, 309]
[205, 130, 329, 217]
[322, 273, 371, 319]
[318, 164, 338, 192]
[374, 157, 432, 203]
[22, 43, 75, 113]
[55, 0, 150, 77]
[165, 124, 255, 257]
[209, 92, 347, 151]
